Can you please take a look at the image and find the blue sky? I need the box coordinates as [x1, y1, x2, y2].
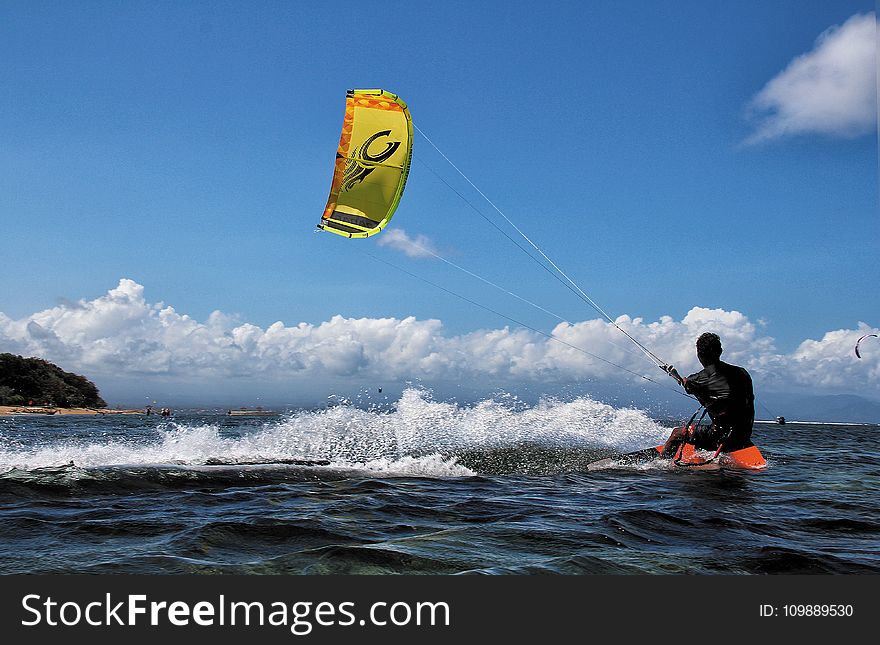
[0, 1, 877, 407]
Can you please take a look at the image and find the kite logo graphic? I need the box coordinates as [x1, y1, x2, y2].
[341, 130, 401, 192]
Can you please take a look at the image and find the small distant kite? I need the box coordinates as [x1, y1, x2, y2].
[855, 333, 878, 359]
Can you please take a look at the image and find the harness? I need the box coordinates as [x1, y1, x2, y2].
[671, 406, 733, 468]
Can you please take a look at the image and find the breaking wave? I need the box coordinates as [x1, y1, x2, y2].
[0, 388, 670, 478]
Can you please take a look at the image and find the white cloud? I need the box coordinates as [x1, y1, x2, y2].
[375, 228, 439, 258]
[786, 323, 880, 388]
[745, 12, 877, 144]
[0, 280, 877, 400]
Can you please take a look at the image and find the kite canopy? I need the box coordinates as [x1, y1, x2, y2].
[855, 333, 878, 359]
[318, 89, 413, 238]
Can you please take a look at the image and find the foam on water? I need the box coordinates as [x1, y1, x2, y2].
[0, 388, 670, 477]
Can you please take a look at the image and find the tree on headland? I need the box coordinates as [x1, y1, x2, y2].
[0, 353, 107, 408]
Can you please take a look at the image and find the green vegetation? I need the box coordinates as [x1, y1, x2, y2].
[0, 353, 106, 408]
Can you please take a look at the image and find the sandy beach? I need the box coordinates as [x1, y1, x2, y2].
[0, 406, 144, 416]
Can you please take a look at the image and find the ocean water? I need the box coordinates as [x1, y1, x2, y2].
[0, 388, 877, 575]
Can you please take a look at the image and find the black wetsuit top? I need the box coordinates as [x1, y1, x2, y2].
[683, 361, 755, 451]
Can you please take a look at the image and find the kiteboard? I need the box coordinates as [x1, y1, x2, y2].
[587, 430, 767, 472]
[203, 458, 331, 467]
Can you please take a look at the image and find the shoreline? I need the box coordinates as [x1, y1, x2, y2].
[0, 405, 145, 416]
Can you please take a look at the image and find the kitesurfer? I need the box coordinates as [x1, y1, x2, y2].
[659, 332, 755, 457]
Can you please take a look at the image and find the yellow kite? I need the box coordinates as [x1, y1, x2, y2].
[318, 89, 413, 238]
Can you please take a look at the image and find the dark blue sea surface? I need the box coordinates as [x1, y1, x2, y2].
[1, 390, 877, 574]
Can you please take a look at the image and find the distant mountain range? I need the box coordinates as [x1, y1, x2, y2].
[757, 392, 880, 424]
[95, 377, 880, 425]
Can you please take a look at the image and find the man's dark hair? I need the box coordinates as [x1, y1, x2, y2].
[696, 332, 722, 363]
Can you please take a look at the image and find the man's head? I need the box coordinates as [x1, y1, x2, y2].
[696, 332, 722, 366]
